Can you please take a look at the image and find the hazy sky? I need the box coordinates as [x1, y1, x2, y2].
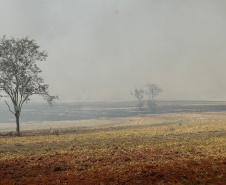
[1, 0, 226, 102]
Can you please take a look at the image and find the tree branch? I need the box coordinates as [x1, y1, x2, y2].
[4, 100, 15, 115]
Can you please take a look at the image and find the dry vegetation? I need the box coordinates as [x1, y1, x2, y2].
[0, 111, 226, 184]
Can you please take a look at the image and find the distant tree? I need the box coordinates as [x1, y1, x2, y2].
[0, 36, 58, 136]
[131, 88, 144, 111]
[145, 83, 162, 112]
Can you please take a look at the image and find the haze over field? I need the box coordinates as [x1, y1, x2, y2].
[0, 0, 226, 102]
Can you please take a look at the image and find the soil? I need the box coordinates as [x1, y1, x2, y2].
[0, 151, 225, 185]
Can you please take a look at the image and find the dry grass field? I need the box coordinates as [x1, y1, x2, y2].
[0, 106, 226, 184]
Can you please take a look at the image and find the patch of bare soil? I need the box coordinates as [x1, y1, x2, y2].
[0, 150, 226, 185]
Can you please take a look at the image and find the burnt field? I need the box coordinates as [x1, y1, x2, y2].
[0, 101, 226, 123]
[0, 101, 226, 184]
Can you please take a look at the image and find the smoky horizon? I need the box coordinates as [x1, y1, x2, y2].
[0, 0, 226, 102]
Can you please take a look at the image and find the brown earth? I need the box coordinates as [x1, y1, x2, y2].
[0, 150, 225, 185]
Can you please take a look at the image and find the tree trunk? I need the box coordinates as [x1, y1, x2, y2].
[15, 113, 20, 136]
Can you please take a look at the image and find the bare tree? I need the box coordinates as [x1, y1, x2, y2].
[0, 36, 58, 136]
[131, 88, 144, 111]
[145, 83, 162, 111]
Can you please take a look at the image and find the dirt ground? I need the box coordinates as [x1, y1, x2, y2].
[0, 150, 225, 185]
[1, 109, 226, 184]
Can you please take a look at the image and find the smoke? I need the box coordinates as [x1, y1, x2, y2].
[1, 0, 226, 101]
